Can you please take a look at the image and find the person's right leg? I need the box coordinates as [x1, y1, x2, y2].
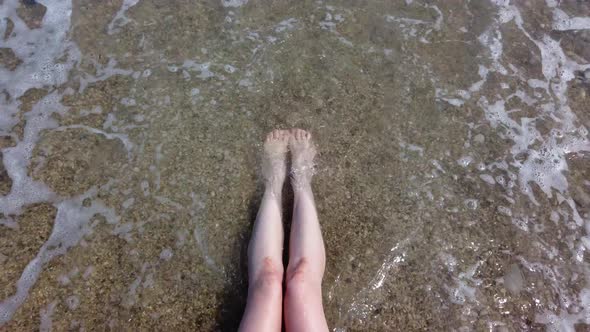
[239, 130, 288, 332]
[284, 129, 329, 332]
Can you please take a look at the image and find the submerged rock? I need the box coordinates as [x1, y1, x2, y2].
[504, 263, 525, 295]
[16, 0, 46, 29]
[0, 152, 11, 196]
[3, 18, 14, 40]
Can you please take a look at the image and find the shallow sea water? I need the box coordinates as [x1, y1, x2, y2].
[1, 0, 590, 330]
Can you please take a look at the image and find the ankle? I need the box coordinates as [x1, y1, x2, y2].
[264, 183, 283, 200]
[292, 181, 312, 196]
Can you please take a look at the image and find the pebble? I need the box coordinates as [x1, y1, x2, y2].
[504, 263, 524, 295]
[159, 248, 173, 261]
[473, 134, 485, 144]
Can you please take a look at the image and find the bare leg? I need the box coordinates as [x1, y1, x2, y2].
[284, 129, 329, 332]
[239, 130, 288, 332]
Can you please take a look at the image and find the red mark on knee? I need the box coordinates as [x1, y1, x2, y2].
[253, 257, 283, 292]
[286, 258, 309, 284]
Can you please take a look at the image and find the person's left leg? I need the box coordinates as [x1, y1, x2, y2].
[238, 130, 288, 332]
[284, 129, 329, 332]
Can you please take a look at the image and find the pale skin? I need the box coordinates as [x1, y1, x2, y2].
[238, 129, 329, 332]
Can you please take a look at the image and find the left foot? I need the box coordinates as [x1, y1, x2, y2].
[262, 129, 289, 197]
[289, 129, 316, 191]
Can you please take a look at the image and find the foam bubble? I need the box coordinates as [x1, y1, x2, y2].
[221, 0, 248, 8]
[65, 296, 79, 310]
[159, 248, 173, 261]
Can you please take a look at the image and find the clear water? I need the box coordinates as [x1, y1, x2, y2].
[1, 0, 590, 330]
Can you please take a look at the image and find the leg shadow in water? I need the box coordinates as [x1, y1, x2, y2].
[216, 179, 294, 331]
[216, 187, 262, 331]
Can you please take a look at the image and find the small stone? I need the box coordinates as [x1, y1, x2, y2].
[504, 263, 525, 295]
[0, 136, 15, 149]
[314, 98, 324, 108]
[16, 0, 47, 29]
[159, 248, 173, 261]
[3, 18, 14, 40]
[474, 134, 485, 144]
[0, 152, 12, 196]
[0, 48, 22, 71]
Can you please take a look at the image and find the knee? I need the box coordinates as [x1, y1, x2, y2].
[286, 258, 321, 293]
[251, 257, 283, 294]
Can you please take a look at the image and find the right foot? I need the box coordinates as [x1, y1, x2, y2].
[289, 129, 316, 190]
[262, 129, 289, 197]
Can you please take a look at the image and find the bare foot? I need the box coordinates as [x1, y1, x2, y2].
[289, 129, 316, 191]
[262, 129, 289, 197]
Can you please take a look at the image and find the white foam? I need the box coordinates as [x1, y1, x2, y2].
[0, 0, 77, 104]
[552, 8, 590, 31]
[221, 0, 248, 8]
[107, 0, 140, 35]
[336, 232, 418, 324]
[471, 5, 590, 325]
[79, 59, 133, 94]
[0, 4, 132, 319]
[274, 18, 297, 33]
[0, 191, 119, 325]
[0, 93, 61, 215]
[429, 5, 444, 31]
[39, 300, 57, 332]
[182, 60, 215, 80]
[445, 261, 482, 305]
[319, 7, 356, 47]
